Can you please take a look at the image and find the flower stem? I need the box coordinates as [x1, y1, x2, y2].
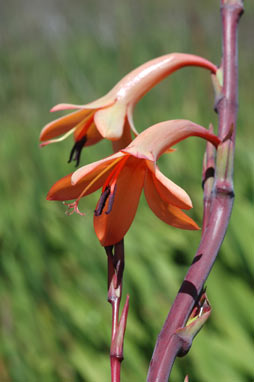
[105, 240, 129, 382]
[147, 1, 243, 381]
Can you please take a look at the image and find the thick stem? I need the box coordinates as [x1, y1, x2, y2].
[147, 1, 243, 381]
[147, 196, 233, 381]
[202, 124, 216, 233]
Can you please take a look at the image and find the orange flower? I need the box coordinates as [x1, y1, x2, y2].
[47, 120, 220, 246]
[40, 54, 217, 166]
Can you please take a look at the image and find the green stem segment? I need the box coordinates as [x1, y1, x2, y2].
[147, 1, 243, 381]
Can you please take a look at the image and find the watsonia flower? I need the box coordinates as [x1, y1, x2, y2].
[40, 54, 217, 166]
[47, 120, 220, 247]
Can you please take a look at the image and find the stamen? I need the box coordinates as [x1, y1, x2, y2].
[68, 135, 87, 167]
[68, 113, 95, 167]
[105, 185, 117, 214]
[94, 186, 111, 216]
[93, 156, 130, 216]
[94, 156, 130, 216]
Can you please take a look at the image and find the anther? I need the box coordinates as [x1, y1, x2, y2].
[106, 185, 117, 214]
[68, 135, 87, 167]
[94, 186, 111, 216]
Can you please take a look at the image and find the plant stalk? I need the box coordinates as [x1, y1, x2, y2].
[147, 1, 243, 381]
[105, 240, 129, 382]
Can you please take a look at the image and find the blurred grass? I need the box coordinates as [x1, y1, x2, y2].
[0, 0, 253, 381]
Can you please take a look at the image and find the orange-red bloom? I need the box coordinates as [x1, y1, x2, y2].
[40, 54, 217, 166]
[47, 120, 220, 246]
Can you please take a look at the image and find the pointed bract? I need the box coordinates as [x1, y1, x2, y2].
[175, 292, 211, 357]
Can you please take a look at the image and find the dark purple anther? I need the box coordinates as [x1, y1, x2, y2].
[106, 185, 117, 215]
[94, 186, 111, 216]
[68, 135, 87, 167]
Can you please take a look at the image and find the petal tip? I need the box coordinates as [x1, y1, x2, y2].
[39, 141, 49, 147]
[50, 103, 83, 112]
[189, 220, 200, 230]
[50, 104, 64, 112]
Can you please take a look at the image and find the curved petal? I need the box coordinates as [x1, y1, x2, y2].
[50, 103, 89, 112]
[94, 157, 146, 246]
[39, 127, 75, 147]
[50, 94, 116, 112]
[146, 163, 192, 209]
[72, 152, 125, 184]
[47, 153, 125, 201]
[144, 170, 199, 230]
[127, 104, 139, 136]
[47, 173, 88, 201]
[46, 171, 109, 201]
[123, 120, 221, 161]
[40, 109, 91, 141]
[94, 102, 126, 140]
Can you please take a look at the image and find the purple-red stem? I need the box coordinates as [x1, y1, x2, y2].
[111, 298, 121, 382]
[202, 124, 216, 233]
[105, 240, 128, 382]
[147, 1, 243, 381]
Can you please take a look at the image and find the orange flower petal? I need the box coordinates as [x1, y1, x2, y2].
[47, 173, 84, 201]
[85, 122, 103, 147]
[47, 169, 111, 202]
[40, 109, 91, 141]
[93, 157, 146, 246]
[146, 162, 192, 210]
[72, 152, 125, 184]
[73, 113, 94, 141]
[144, 170, 199, 230]
[47, 153, 125, 201]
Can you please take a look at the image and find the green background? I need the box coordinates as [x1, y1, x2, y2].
[0, 0, 253, 381]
